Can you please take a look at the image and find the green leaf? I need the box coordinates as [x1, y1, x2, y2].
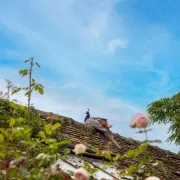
[57, 140, 69, 146]
[0, 134, 4, 142]
[39, 131, 46, 138]
[25, 91, 30, 96]
[39, 84, 44, 88]
[34, 85, 39, 91]
[9, 118, 16, 127]
[0, 152, 5, 158]
[18, 105, 26, 112]
[16, 117, 24, 123]
[31, 83, 36, 87]
[19, 69, 28, 77]
[38, 87, 44, 95]
[44, 124, 52, 136]
[113, 154, 121, 161]
[149, 139, 162, 144]
[12, 87, 21, 95]
[9, 102, 17, 109]
[126, 165, 136, 175]
[19, 70, 23, 74]
[7, 168, 18, 178]
[52, 123, 61, 131]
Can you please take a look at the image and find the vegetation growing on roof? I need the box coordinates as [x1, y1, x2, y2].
[0, 99, 43, 137]
[0, 99, 70, 179]
[0, 58, 173, 180]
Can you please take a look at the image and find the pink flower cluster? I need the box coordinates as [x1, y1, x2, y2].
[73, 144, 86, 155]
[130, 113, 149, 128]
[71, 168, 89, 180]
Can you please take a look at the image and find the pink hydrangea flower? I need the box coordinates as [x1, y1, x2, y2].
[130, 113, 149, 128]
[145, 176, 160, 180]
[71, 168, 89, 180]
[73, 144, 86, 155]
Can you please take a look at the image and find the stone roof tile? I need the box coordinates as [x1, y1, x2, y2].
[36, 110, 180, 180]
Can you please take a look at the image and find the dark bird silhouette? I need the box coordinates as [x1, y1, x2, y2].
[84, 108, 90, 122]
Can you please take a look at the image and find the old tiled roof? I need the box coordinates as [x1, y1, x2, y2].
[37, 110, 180, 180]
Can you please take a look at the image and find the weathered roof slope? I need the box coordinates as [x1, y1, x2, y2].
[37, 110, 180, 180]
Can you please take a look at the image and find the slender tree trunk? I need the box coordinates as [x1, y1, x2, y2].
[28, 58, 33, 117]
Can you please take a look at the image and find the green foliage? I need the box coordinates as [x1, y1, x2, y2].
[5, 79, 17, 100]
[84, 161, 98, 175]
[0, 109, 69, 179]
[0, 90, 8, 99]
[147, 92, 180, 145]
[12, 88, 21, 95]
[12, 57, 44, 117]
[0, 79, 17, 100]
[0, 98, 43, 137]
[19, 69, 28, 77]
[0, 134, 4, 142]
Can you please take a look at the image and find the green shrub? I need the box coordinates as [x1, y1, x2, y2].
[0, 98, 44, 137]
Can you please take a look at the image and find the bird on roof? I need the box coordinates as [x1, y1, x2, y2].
[84, 108, 90, 122]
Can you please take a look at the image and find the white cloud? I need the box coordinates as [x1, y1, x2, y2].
[107, 38, 128, 52]
[82, 0, 117, 41]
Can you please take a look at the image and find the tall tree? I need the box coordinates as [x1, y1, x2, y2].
[147, 92, 180, 146]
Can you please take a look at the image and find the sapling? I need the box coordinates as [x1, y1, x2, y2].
[5, 79, 17, 100]
[0, 90, 7, 99]
[12, 57, 44, 117]
[0, 80, 16, 100]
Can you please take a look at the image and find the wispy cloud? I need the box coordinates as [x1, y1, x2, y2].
[107, 38, 128, 52]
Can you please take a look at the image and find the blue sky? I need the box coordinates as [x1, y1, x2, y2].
[0, 0, 180, 153]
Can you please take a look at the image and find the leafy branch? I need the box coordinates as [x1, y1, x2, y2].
[0, 79, 17, 100]
[12, 57, 44, 117]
